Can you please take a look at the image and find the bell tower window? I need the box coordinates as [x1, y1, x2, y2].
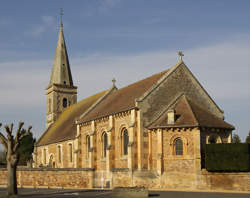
[48, 98, 51, 113]
[63, 98, 67, 108]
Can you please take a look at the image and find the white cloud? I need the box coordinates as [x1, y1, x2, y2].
[1, 39, 249, 107]
[0, 37, 249, 139]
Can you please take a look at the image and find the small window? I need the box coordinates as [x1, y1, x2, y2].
[64, 81, 66, 85]
[63, 98, 67, 108]
[175, 138, 183, 155]
[123, 129, 129, 155]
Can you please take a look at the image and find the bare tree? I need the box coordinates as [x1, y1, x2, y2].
[0, 122, 32, 196]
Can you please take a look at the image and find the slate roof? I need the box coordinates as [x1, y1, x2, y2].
[49, 23, 73, 86]
[148, 95, 234, 130]
[37, 90, 107, 146]
[79, 70, 169, 123]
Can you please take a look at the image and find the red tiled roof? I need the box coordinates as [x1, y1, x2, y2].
[80, 70, 169, 123]
[149, 95, 234, 130]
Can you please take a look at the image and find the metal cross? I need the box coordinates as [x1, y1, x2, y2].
[112, 78, 116, 87]
[60, 8, 64, 24]
[178, 51, 184, 61]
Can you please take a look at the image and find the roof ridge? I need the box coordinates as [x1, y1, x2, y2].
[137, 61, 183, 102]
[183, 64, 224, 115]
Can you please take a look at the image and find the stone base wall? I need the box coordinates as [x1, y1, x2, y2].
[0, 168, 249, 192]
[0, 168, 94, 189]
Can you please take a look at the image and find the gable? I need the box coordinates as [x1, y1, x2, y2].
[138, 61, 224, 127]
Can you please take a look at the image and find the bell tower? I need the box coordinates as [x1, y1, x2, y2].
[46, 17, 77, 128]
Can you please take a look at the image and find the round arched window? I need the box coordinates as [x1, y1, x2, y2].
[63, 98, 67, 108]
[175, 138, 183, 155]
[103, 133, 108, 158]
[123, 129, 129, 155]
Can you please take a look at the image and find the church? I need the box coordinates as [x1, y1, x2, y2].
[33, 21, 234, 188]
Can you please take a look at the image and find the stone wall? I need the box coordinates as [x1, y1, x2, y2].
[0, 168, 249, 192]
[0, 168, 93, 189]
[198, 170, 250, 192]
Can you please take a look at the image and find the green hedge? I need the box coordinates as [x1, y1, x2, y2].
[205, 143, 250, 171]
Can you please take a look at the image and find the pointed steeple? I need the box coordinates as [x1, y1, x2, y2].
[46, 13, 77, 128]
[49, 21, 73, 86]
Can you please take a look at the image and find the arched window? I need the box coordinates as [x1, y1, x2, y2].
[175, 138, 183, 155]
[207, 134, 222, 144]
[208, 136, 217, 144]
[86, 135, 91, 159]
[63, 98, 67, 108]
[58, 145, 62, 163]
[69, 143, 73, 163]
[103, 133, 108, 158]
[122, 129, 129, 155]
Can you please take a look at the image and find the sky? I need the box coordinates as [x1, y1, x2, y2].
[0, 0, 249, 141]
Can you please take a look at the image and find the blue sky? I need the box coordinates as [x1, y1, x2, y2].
[0, 0, 249, 141]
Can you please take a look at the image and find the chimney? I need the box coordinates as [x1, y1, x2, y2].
[167, 109, 175, 124]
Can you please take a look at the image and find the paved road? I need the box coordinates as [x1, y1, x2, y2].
[0, 188, 249, 198]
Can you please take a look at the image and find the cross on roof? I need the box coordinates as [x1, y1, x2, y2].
[60, 8, 63, 24]
[178, 51, 184, 61]
[112, 78, 116, 87]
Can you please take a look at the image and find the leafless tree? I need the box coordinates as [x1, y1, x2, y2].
[0, 122, 32, 196]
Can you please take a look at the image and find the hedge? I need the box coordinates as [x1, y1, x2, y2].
[205, 143, 250, 171]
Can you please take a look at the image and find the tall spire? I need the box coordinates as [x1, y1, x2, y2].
[49, 10, 73, 86]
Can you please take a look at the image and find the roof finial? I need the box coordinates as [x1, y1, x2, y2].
[178, 51, 184, 62]
[112, 78, 116, 87]
[60, 8, 64, 27]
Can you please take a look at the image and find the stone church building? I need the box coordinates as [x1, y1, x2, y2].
[33, 21, 234, 188]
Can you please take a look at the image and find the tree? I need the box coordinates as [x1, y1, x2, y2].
[18, 129, 36, 166]
[245, 131, 250, 144]
[0, 122, 32, 197]
[232, 133, 241, 143]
